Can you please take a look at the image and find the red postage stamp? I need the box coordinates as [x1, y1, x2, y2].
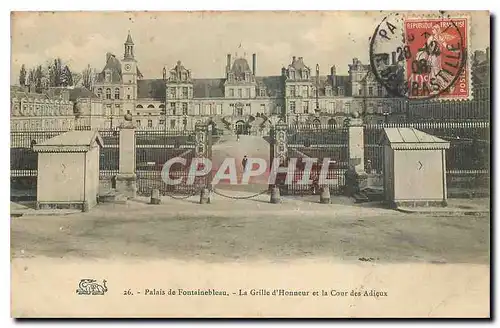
[404, 17, 470, 100]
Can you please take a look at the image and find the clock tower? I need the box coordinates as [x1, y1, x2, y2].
[122, 31, 137, 101]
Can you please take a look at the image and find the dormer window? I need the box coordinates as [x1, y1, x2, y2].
[105, 70, 111, 83]
[245, 72, 250, 81]
[259, 89, 266, 97]
[290, 70, 296, 80]
[302, 70, 309, 80]
[338, 87, 345, 96]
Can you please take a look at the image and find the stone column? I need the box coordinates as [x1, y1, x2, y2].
[116, 124, 137, 198]
[348, 114, 364, 173]
[345, 113, 367, 195]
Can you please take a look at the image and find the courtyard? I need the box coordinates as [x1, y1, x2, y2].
[11, 195, 490, 265]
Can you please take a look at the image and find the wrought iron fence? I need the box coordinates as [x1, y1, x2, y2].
[272, 124, 349, 195]
[135, 128, 210, 195]
[98, 128, 120, 180]
[10, 130, 68, 200]
[364, 121, 490, 197]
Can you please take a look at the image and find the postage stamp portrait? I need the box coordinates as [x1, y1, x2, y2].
[10, 10, 490, 318]
[370, 13, 471, 100]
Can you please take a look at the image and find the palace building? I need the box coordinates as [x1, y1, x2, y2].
[91, 32, 408, 133]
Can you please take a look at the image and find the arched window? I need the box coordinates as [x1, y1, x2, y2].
[106, 88, 111, 99]
[97, 88, 102, 98]
[147, 104, 155, 108]
[136, 104, 143, 109]
[159, 104, 165, 109]
[114, 88, 120, 99]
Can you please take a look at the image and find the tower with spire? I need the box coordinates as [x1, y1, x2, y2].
[122, 31, 138, 105]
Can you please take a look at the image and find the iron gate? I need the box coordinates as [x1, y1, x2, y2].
[135, 124, 212, 195]
[270, 123, 349, 195]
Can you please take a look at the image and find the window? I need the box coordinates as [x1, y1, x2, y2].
[368, 87, 373, 96]
[159, 104, 165, 109]
[170, 88, 176, 98]
[147, 120, 152, 128]
[136, 104, 143, 109]
[344, 102, 351, 114]
[290, 87, 296, 97]
[182, 103, 188, 115]
[303, 70, 309, 79]
[127, 110, 131, 114]
[377, 85, 383, 96]
[147, 104, 155, 108]
[106, 104, 112, 116]
[97, 88, 102, 98]
[302, 87, 309, 98]
[338, 87, 344, 96]
[236, 107, 243, 116]
[106, 88, 111, 99]
[159, 120, 165, 125]
[260, 104, 266, 112]
[105, 70, 111, 82]
[182, 87, 188, 99]
[238, 89, 242, 98]
[260, 89, 266, 97]
[170, 120, 176, 128]
[358, 88, 362, 96]
[229, 89, 234, 97]
[290, 101, 296, 112]
[245, 88, 250, 98]
[136, 120, 141, 127]
[303, 101, 309, 114]
[114, 88, 120, 99]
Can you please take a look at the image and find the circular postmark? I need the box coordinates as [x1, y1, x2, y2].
[369, 12, 468, 100]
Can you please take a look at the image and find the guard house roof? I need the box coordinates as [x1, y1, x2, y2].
[33, 131, 104, 153]
[381, 127, 450, 150]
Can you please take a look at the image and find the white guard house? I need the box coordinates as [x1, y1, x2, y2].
[381, 127, 450, 208]
[33, 131, 103, 212]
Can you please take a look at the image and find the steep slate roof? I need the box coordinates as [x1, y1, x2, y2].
[96, 53, 122, 83]
[231, 58, 252, 74]
[69, 87, 99, 101]
[137, 79, 166, 99]
[256, 76, 283, 97]
[136, 74, 351, 99]
[192, 78, 225, 98]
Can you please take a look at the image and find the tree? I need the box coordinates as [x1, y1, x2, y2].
[34, 65, 44, 93]
[60, 65, 73, 86]
[72, 71, 82, 87]
[82, 64, 94, 90]
[19, 64, 26, 86]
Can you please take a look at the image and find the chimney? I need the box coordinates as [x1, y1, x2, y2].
[281, 67, 286, 76]
[331, 66, 337, 87]
[227, 54, 231, 71]
[292, 56, 296, 63]
[252, 53, 256, 76]
[391, 51, 397, 65]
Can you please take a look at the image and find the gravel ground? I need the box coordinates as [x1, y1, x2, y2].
[11, 198, 490, 264]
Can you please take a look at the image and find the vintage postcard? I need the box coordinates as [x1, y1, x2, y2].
[10, 10, 490, 318]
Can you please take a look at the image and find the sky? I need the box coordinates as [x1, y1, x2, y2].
[10, 11, 490, 84]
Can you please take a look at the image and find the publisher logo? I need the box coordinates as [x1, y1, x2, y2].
[76, 279, 108, 296]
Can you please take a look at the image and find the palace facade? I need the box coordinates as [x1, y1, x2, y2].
[91, 32, 408, 133]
